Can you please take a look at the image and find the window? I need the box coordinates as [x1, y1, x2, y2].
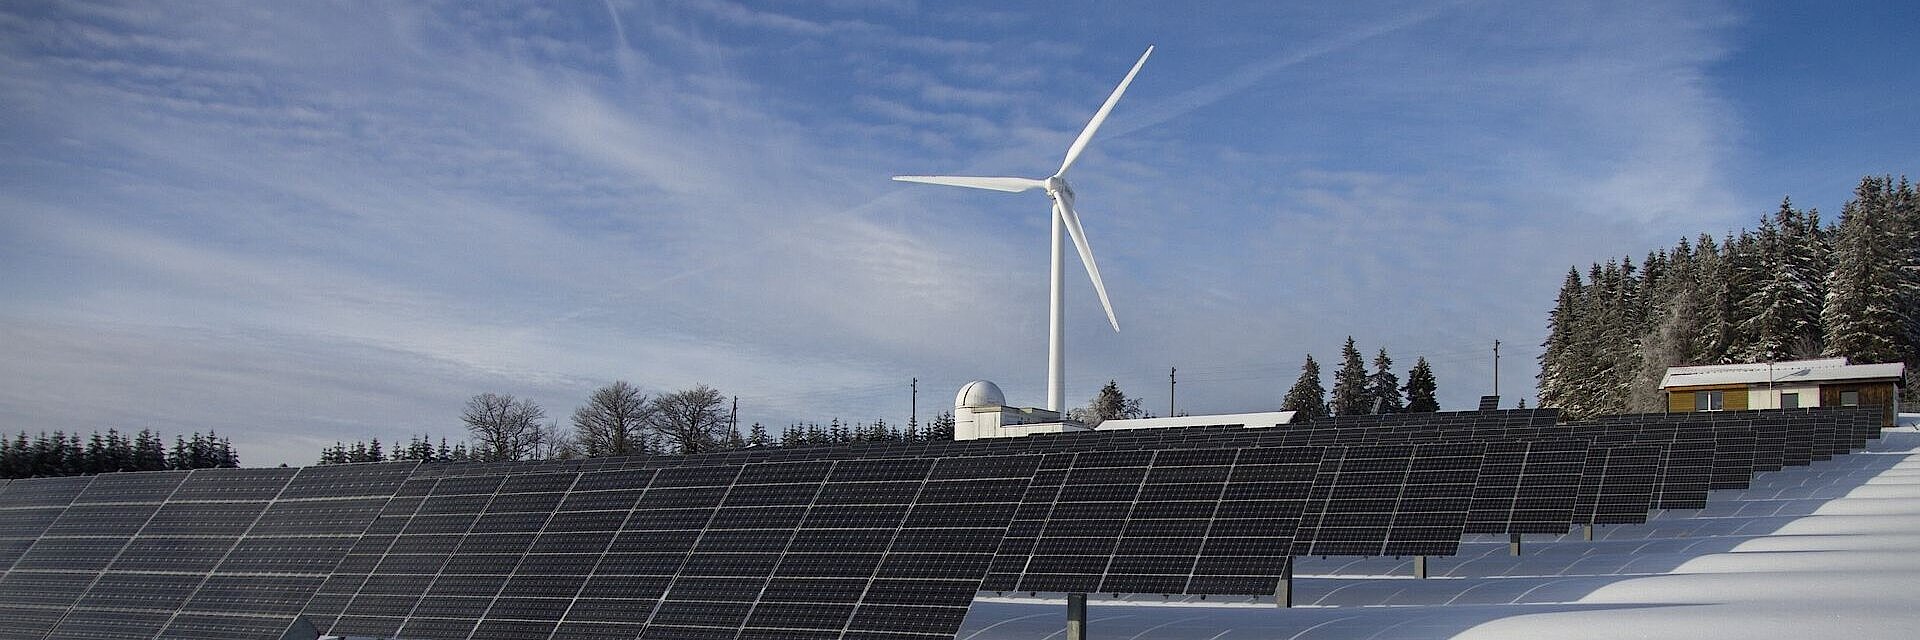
[1781, 392, 1799, 409]
[1841, 390, 1861, 406]
[1695, 390, 1725, 412]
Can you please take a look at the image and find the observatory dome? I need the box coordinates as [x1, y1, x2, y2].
[955, 380, 1006, 409]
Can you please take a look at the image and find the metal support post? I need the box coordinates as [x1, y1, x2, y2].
[1414, 555, 1429, 579]
[1066, 592, 1088, 640]
[1583, 524, 1595, 541]
[1509, 532, 1523, 556]
[1276, 557, 1293, 608]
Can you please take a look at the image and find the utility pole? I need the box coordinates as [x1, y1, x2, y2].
[1169, 366, 1177, 417]
[1493, 340, 1501, 398]
[910, 378, 918, 430]
[729, 396, 739, 442]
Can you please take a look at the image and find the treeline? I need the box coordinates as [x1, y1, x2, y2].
[1539, 175, 1920, 419]
[1280, 337, 1442, 419]
[0, 429, 240, 479]
[319, 381, 962, 465]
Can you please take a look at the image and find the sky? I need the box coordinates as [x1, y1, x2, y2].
[1, 1, 1915, 467]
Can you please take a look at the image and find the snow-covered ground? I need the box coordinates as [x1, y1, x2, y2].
[957, 430, 1920, 639]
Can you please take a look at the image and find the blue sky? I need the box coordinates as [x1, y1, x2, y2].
[2, 1, 1914, 466]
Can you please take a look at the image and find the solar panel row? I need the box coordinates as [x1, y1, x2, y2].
[0, 405, 1882, 640]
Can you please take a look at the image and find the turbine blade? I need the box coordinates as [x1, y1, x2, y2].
[1056, 200, 1119, 332]
[892, 175, 1045, 193]
[1056, 45, 1154, 177]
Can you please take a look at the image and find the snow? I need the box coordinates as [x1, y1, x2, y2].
[956, 431, 1920, 639]
[1658, 358, 1905, 389]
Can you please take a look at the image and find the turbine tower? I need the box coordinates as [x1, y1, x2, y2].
[894, 46, 1152, 413]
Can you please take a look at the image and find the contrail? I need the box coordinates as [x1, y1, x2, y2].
[602, 0, 630, 50]
[1107, 1, 1468, 140]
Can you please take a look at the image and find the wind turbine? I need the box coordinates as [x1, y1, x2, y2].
[894, 46, 1152, 413]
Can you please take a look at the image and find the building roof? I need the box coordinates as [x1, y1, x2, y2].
[1660, 357, 1906, 390]
[1096, 411, 1296, 430]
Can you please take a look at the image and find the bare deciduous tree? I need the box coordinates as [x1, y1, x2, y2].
[536, 419, 576, 460]
[650, 384, 729, 455]
[573, 381, 653, 456]
[461, 393, 547, 462]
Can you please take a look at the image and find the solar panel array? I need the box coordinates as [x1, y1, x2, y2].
[0, 405, 1884, 639]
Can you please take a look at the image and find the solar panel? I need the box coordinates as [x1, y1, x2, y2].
[0, 472, 145, 640]
[1709, 426, 1757, 490]
[1019, 451, 1151, 593]
[1186, 446, 1320, 595]
[841, 455, 1037, 638]
[299, 475, 438, 632]
[1505, 439, 1587, 534]
[1572, 444, 1661, 525]
[329, 474, 503, 637]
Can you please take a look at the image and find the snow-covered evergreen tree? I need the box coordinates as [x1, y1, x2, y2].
[1538, 267, 1585, 413]
[1742, 199, 1829, 360]
[1281, 354, 1328, 420]
[1700, 234, 1742, 363]
[1404, 357, 1439, 412]
[1328, 337, 1371, 416]
[1882, 178, 1920, 401]
[1365, 348, 1403, 414]
[1824, 176, 1908, 364]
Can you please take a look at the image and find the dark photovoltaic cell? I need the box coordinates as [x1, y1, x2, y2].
[1709, 426, 1757, 490]
[1503, 440, 1587, 534]
[1572, 444, 1661, 525]
[1099, 448, 1234, 595]
[1294, 443, 1484, 557]
[0, 473, 164, 640]
[1186, 447, 1321, 595]
[1018, 451, 1151, 593]
[841, 455, 1038, 639]
[297, 475, 439, 632]
[328, 473, 504, 637]
[978, 455, 1070, 592]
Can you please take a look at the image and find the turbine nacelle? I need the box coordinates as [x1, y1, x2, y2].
[1043, 176, 1073, 203]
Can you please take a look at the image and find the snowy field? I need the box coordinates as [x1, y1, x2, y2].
[957, 428, 1920, 639]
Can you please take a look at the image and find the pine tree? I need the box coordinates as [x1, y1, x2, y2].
[747, 423, 771, 447]
[1538, 267, 1586, 412]
[133, 430, 167, 471]
[1077, 380, 1142, 427]
[1698, 234, 1740, 362]
[1897, 178, 1920, 403]
[1404, 357, 1440, 412]
[1742, 199, 1829, 360]
[1328, 337, 1371, 416]
[927, 412, 955, 440]
[1365, 348, 1403, 414]
[1281, 354, 1328, 420]
[1824, 176, 1908, 363]
[84, 432, 107, 475]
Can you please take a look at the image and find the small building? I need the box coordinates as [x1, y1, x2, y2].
[1660, 357, 1906, 426]
[951, 380, 1090, 440]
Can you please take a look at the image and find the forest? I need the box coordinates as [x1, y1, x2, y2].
[0, 429, 240, 479]
[1539, 175, 1919, 419]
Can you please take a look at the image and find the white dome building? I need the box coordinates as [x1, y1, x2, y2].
[955, 380, 1007, 409]
[951, 380, 1084, 440]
